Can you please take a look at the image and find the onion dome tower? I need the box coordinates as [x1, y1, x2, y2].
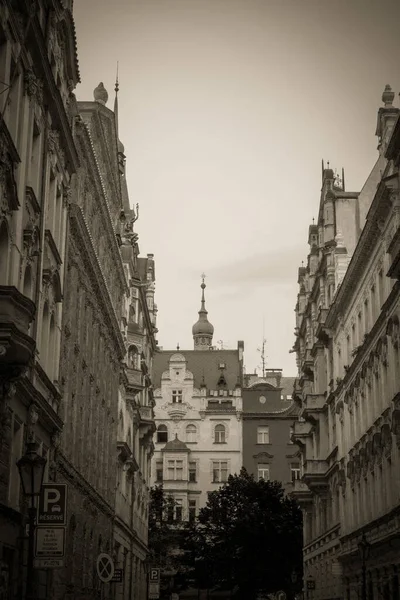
[192, 274, 214, 350]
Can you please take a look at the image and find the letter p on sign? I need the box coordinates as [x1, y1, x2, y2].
[44, 488, 60, 512]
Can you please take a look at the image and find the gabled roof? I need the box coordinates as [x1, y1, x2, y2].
[153, 349, 241, 390]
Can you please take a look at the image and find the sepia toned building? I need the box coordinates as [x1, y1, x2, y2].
[150, 279, 244, 519]
[291, 87, 400, 600]
[241, 371, 299, 492]
[0, 1, 79, 597]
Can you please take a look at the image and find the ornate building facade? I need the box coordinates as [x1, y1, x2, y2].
[0, 1, 79, 597]
[150, 280, 244, 518]
[0, 2, 157, 598]
[291, 87, 400, 600]
[241, 371, 299, 492]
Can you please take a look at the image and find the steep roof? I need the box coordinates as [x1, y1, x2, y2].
[161, 435, 190, 453]
[280, 377, 296, 398]
[153, 349, 241, 390]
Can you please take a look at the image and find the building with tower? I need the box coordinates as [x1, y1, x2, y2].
[291, 87, 400, 600]
[150, 278, 244, 518]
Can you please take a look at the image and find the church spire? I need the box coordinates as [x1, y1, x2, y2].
[192, 274, 214, 350]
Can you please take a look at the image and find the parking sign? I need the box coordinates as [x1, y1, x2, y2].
[37, 484, 67, 526]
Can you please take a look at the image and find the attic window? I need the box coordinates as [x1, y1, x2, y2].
[217, 375, 227, 387]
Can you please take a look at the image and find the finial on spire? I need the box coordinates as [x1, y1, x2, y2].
[312, 217, 315, 224]
[176, 343, 180, 350]
[192, 274, 214, 349]
[115, 61, 119, 94]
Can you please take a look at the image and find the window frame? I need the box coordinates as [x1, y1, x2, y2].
[172, 389, 183, 404]
[257, 463, 270, 481]
[214, 424, 226, 444]
[186, 424, 197, 443]
[212, 460, 229, 483]
[257, 426, 270, 444]
[167, 459, 183, 481]
[156, 424, 168, 444]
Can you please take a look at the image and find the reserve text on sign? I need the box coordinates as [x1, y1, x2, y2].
[37, 484, 67, 526]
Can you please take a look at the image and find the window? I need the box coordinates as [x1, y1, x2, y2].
[258, 464, 270, 481]
[289, 426, 294, 444]
[290, 463, 301, 482]
[189, 499, 197, 522]
[156, 460, 163, 482]
[156, 424, 168, 443]
[189, 461, 197, 482]
[186, 424, 197, 443]
[214, 424, 226, 443]
[167, 459, 183, 480]
[8, 416, 23, 509]
[172, 390, 183, 403]
[175, 499, 183, 522]
[212, 460, 228, 483]
[257, 426, 269, 444]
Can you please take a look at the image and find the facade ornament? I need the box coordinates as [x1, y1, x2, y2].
[24, 68, 43, 105]
[27, 402, 40, 442]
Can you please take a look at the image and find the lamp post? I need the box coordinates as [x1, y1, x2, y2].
[357, 532, 370, 600]
[17, 441, 47, 600]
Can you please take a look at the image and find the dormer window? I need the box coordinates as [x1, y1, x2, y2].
[172, 390, 183, 404]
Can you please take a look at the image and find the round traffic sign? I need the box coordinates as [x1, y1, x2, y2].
[96, 553, 114, 583]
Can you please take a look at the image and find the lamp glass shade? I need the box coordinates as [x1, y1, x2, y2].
[17, 442, 47, 497]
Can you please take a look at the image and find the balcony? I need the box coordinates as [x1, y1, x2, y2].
[303, 459, 329, 491]
[292, 420, 313, 444]
[302, 394, 326, 422]
[0, 286, 36, 368]
[206, 399, 234, 411]
[126, 367, 143, 390]
[291, 480, 313, 507]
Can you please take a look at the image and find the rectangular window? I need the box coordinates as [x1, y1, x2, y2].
[212, 460, 228, 483]
[257, 426, 269, 444]
[167, 459, 183, 480]
[188, 499, 197, 522]
[8, 416, 23, 509]
[289, 426, 294, 444]
[156, 460, 163, 482]
[189, 461, 197, 482]
[290, 463, 301, 482]
[258, 464, 269, 481]
[172, 390, 183, 403]
[175, 499, 183, 522]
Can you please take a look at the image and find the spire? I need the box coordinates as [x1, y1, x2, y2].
[114, 62, 119, 135]
[192, 274, 214, 350]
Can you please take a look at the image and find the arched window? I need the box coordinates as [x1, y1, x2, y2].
[0, 220, 10, 283]
[214, 424, 226, 444]
[157, 424, 168, 444]
[127, 345, 139, 369]
[186, 424, 197, 443]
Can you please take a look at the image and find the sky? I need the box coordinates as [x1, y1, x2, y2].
[73, 0, 400, 376]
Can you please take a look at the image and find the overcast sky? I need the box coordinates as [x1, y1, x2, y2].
[74, 0, 400, 376]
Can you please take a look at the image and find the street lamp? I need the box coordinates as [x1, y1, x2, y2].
[17, 441, 47, 600]
[357, 532, 370, 600]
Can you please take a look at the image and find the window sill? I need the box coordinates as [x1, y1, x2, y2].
[213, 441, 227, 444]
[186, 441, 198, 444]
[256, 442, 271, 445]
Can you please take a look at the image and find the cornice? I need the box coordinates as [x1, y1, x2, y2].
[69, 205, 126, 359]
[75, 121, 128, 296]
[19, 4, 80, 172]
[326, 180, 392, 326]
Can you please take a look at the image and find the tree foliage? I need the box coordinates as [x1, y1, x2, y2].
[148, 484, 178, 567]
[182, 468, 303, 599]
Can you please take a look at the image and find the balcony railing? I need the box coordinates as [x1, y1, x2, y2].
[303, 459, 328, 475]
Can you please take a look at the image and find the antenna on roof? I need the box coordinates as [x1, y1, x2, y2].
[257, 318, 267, 378]
[342, 167, 345, 191]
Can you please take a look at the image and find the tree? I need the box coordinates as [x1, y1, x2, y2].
[183, 468, 303, 600]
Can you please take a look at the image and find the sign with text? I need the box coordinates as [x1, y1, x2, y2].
[148, 582, 160, 599]
[34, 558, 64, 569]
[111, 568, 123, 583]
[35, 527, 65, 558]
[37, 484, 67, 526]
